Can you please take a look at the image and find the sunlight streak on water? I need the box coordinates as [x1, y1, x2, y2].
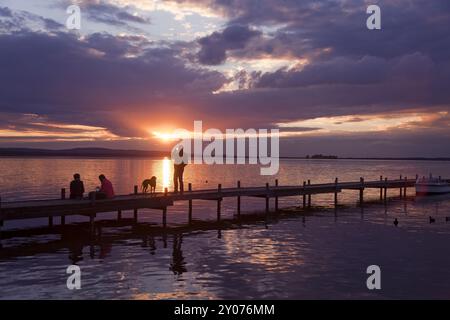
[162, 157, 171, 191]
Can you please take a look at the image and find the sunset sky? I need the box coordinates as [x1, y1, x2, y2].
[1, 0, 450, 157]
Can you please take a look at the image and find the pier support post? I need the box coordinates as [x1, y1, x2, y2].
[399, 175, 403, 198]
[334, 178, 338, 208]
[163, 187, 169, 227]
[48, 187, 57, 226]
[60, 188, 66, 226]
[307, 180, 311, 208]
[359, 177, 365, 206]
[265, 183, 270, 214]
[90, 191, 96, 204]
[403, 176, 408, 198]
[384, 177, 388, 203]
[90, 213, 96, 237]
[237, 181, 241, 217]
[217, 184, 222, 222]
[275, 179, 279, 212]
[188, 183, 193, 225]
[302, 181, 306, 209]
[97, 225, 102, 238]
[133, 185, 138, 223]
[0, 196, 3, 241]
[379, 176, 383, 201]
[162, 207, 167, 228]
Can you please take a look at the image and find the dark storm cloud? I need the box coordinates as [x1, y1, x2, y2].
[197, 24, 261, 65]
[83, 32, 145, 57]
[1, 29, 448, 137]
[0, 29, 227, 137]
[184, 0, 450, 64]
[255, 56, 390, 88]
[252, 52, 450, 101]
[176, 0, 450, 126]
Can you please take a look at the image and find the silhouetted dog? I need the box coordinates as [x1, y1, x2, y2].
[142, 176, 157, 194]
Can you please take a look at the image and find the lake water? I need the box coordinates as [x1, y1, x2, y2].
[1, 157, 450, 299]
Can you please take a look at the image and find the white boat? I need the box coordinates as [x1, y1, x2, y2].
[416, 175, 450, 195]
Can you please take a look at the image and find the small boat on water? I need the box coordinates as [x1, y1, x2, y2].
[416, 175, 450, 195]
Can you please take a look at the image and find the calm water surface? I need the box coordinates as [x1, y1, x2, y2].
[1, 158, 450, 299]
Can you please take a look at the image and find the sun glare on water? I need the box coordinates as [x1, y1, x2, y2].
[162, 157, 171, 191]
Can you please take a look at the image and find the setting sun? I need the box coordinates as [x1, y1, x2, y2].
[151, 129, 192, 142]
[152, 131, 177, 142]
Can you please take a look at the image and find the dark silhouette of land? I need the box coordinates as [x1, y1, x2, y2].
[0, 148, 169, 158]
[0, 147, 449, 161]
[306, 154, 338, 159]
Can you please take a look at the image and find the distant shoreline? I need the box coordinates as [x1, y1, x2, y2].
[282, 156, 450, 161]
[0, 148, 449, 161]
[0, 148, 169, 158]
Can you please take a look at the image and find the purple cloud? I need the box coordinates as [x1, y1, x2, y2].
[197, 24, 261, 65]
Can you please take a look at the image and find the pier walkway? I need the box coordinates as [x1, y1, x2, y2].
[0, 176, 418, 236]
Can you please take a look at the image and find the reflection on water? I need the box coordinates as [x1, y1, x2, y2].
[1, 197, 450, 299]
[162, 157, 171, 191]
[170, 234, 187, 275]
[1, 158, 450, 299]
[222, 231, 306, 273]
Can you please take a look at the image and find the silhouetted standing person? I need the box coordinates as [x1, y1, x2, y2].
[70, 173, 85, 199]
[173, 147, 187, 193]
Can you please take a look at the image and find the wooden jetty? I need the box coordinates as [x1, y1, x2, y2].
[0, 176, 418, 237]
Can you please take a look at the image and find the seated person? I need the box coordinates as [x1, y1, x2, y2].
[89, 174, 115, 200]
[70, 173, 85, 199]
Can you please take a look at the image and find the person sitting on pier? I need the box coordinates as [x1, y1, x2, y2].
[89, 174, 115, 200]
[70, 173, 85, 199]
